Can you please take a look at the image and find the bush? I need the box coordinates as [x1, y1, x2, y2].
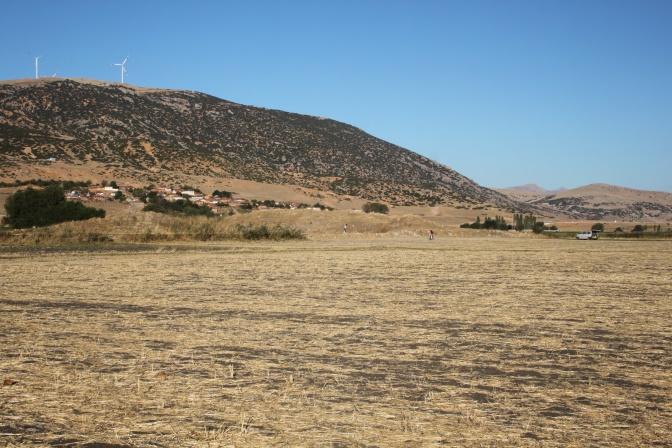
[591, 223, 605, 232]
[212, 189, 233, 198]
[231, 224, 306, 240]
[532, 222, 546, 234]
[362, 202, 389, 214]
[632, 224, 645, 233]
[3, 185, 105, 229]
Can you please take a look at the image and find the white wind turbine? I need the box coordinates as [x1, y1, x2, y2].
[35, 56, 40, 79]
[114, 57, 128, 83]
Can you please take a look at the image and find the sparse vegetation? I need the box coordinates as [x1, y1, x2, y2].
[2, 185, 105, 229]
[143, 198, 214, 217]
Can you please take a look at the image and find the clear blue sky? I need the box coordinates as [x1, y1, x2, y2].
[1, 0, 670, 191]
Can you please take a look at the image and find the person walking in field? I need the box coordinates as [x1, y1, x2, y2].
[343, 223, 348, 234]
[428, 229, 434, 240]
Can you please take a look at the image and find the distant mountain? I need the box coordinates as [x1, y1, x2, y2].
[497, 184, 566, 202]
[500, 182, 672, 220]
[0, 78, 529, 211]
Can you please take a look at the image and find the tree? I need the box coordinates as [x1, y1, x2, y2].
[3, 185, 105, 229]
[212, 189, 233, 198]
[362, 202, 389, 214]
[614, 227, 624, 233]
[591, 223, 605, 232]
[110, 180, 119, 189]
[512, 213, 538, 231]
[632, 224, 645, 233]
[114, 190, 125, 201]
[532, 222, 546, 234]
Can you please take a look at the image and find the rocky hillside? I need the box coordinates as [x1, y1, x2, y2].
[0, 78, 527, 210]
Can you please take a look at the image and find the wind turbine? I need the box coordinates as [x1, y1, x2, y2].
[35, 56, 40, 79]
[113, 57, 128, 83]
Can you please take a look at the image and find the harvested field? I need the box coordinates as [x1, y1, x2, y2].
[1, 238, 671, 447]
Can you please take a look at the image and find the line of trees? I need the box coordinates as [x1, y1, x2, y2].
[460, 215, 511, 231]
[513, 214, 540, 231]
[462, 214, 547, 233]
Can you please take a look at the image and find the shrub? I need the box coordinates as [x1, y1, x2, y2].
[212, 189, 233, 198]
[362, 202, 389, 214]
[532, 222, 546, 234]
[614, 227, 624, 232]
[312, 202, 333, 211]
[591, 223, 605, 232]
[632, 224, 645, 233]
[231, 224, 305, 240]
[130, 188, 148, 202]
[3, 185, 105, 229]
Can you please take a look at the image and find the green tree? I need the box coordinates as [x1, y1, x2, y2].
[591, 223, 605, 232]
[3, 186, 105, 229]
[532, 222, 546, 234]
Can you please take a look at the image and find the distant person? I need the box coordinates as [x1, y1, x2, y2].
[428, 229, 434, 240]
[343, 223, 348, 233]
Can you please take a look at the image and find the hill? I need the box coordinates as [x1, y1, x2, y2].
[0, 78, 527, 211]
[497, 184, 565, 202]
[500, 183, 672, 220]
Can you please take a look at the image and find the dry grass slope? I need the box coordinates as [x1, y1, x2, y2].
[0, 238, 671, 446]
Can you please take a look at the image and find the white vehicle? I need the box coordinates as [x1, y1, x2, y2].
[576, 231, 599, 240]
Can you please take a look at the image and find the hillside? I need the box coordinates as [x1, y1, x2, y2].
[500, 183, 672, 220]
[0, 78, 527, 211]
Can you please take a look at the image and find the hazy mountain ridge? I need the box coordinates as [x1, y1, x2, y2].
[0, 78, 528, 210]
[500, 182, 672, 220]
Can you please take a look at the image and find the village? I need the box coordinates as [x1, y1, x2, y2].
[64, 181, 333, 215]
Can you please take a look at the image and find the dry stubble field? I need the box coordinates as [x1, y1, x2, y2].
[0, 237, 671, 447]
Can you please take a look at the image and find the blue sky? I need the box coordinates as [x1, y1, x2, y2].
[1, 0, 670, 191]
